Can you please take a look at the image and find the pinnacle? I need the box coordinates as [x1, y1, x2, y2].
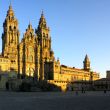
[86, 54, 88, 58]
[28, 21, 32, 29]
[7, 4, 14, 17]
[85, 54, 90, 62]
[38, 10, 48, 29]
[40, 10, 46, 20]
[9, 3, 12, 10]
[41, 10, 44, 18]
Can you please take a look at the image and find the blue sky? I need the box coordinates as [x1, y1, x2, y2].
[0, 0, 110, 77]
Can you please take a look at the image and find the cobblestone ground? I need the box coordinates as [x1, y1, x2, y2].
[0, 91, 110, 110]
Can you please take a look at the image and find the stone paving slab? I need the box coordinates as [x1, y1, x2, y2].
[0, 91, 110, 110]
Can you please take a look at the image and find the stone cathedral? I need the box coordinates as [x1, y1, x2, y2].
[0, 5, 99, 90]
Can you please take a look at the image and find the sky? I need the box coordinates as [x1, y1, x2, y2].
[0, 0, 110, 78]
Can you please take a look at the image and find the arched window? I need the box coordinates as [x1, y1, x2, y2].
[14, 26, 16, 30]
[9, 26, 11, 30]
[43, 33, 45, 37]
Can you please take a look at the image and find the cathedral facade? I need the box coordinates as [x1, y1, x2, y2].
[0, 5, 99, 90]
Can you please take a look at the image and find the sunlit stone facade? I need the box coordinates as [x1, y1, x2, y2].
[1, 5, 99, 90]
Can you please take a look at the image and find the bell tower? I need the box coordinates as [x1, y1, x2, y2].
[36, 11, 51, 51]
[36, 11, 54, 80]
[83, 54, 90, 71]
[2, 5, 20, 71]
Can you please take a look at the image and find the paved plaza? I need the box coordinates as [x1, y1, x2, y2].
[0, 91, 110, 110]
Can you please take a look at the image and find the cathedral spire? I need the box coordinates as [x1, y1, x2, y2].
[2, 4, 19, 57]
[23, 22, 34, 41]
[38, 11, 47, 29]
[41, 10, 44, 18]
[83, 54, 90, 71]
[9, 4, 12, 10]
[28, 21, 32, 30]
[6, 4, 14, 18]
[85, 54, 90, 62]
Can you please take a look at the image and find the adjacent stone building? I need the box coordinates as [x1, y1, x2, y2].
[0, 5, 99, 91]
